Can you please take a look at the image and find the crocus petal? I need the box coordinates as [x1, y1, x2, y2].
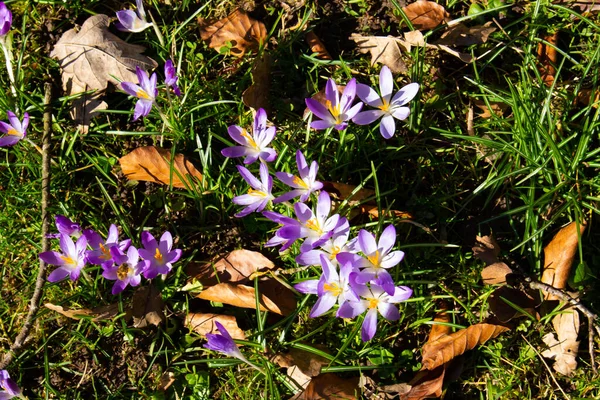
[391, 82, 420, 106]
[311, 120, 334, 130]
[221, 146, 250, 158]
[296, 150, 309, 177]
[160, 231, 173, 250]
[391, 107, 410, 121]
[112, 280, 128, 295]
[47, 267, 70, 282]
[274, 189, 303, 203]
[337, 300, 366, 319]
[325, 79, 339, 109]
[259, 148, 277, 163]
[389, 285, 413, 302]
[378, 302, 400, 321]
[379, 66, 394, 102]
[310, 293, 337, 318]
[227, 125, 248, 146]
[381, 250, 405, 269]
[316, 191, 331, 220]
[295, 250, 323, 266]
[380, 114, 396, 139]
[116, 10, 139, 31]
[0, 121, 12, 134]
[254, 108, 267, 132]
[243, 153, 259, 165]
[379, 225, 397, 254]
[344, 102, 363, 120]
[0, 135, 22, 147]
[7, 111, 20, 131]
[39, 251, 65, 266]
[21, 112, 30, 132]
[141, 231, 156, 248]
[340, 78, 357, 109]
[294, 279, 319, 294]
[361, 309, 378, 341]
[262, 126, 277, 145]
[358, 229, 377, 255]
[133, 99, 152, 121]
[352, 110, 384, 126]
[305, 98, 332, 121]
[356, 83, 384, 107]
[121, 82, 142, 97]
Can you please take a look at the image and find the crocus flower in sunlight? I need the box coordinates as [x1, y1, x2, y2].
[337, 225, 404, 296]
[305, 78, 363, 131]
[121, 66, 157, 121]
[310, 255, 359, 318]
[104, 246, 144, 294]
[204, 321, 264, 373]
[115, 0, 153, 33]
[0, 370, 21, 399]
[138, 231, 182, 279]
[164, 60, 181, 96]
[39, 234, 88, 282]
[338, 279, 412, 341]
[274, 150, 323, 203]
[84, 225, 131, 268]
[353, 66, 419, 139]
[46, 215, 82, 239]
[233, 163, 274, 217]
[0, 2, 12, 37]
[221, 108, 277, 164]
[0, 111, 28, 147]
[296, 218, 355, 266]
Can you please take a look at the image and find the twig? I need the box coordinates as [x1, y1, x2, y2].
[0, 82, 53, 370]
[522, 334, 570, 400]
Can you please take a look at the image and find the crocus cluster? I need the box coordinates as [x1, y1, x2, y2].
[0, 369, 21, 399]
[39, 215, 182, 294]
[305, 66, 419, 139]
[0, 111, 28, 147]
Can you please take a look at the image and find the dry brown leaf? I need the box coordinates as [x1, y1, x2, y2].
[132, 284, 165, 328]
[421, 323, 509, 370]
[576, 88, 600, 107]
[119, 146, 203, 189]
[472, 235, 501, 265]
[158, 371, 176, 391]
[185, 313, 246, 340]
[400, 30, 473, 63]
[306, 31, 332, 59]
[554, 0, 600, 12]
[50, 14, 157, 131]
[481, 262, 513, 285]
[434, 22, 496, 47]
[350, 34, 408, 74]
[361, 206, 414, 220]
[242, 53, 272, 111]
[540, 221, 586, 300]
[199, 9, 267, 57]
[488, 286, 537, 322]
[293, 373, 359, 400]
[185, 249, 275, 287]
[274, 346, 331, 378]
[45, 302, 123, 321]
[473, 99, 509, 119]
[541, 305, 580, 376]
[537, 32, 559, 86]
[197, 280, 296, 316]
[402, 1, 449, 30]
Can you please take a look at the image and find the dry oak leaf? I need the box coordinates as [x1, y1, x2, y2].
[242, 52, 272, 111]
[292, 373, 359, 400]
[50, 14, 157, 131]
[119, 146, 203, 189]
[434, 22, 496, 47]
[306, 31, 332, 59]
[185, 313, 246, 340]
[185, 249, 276, 287]
[541, 221, 586, 300]
[421, 323, 509, 370]
[350, 34, 408, 74]
[541, 305, 580, 376]
[199, 9, 267, 57]
[402, 1, 450, 31]
[400, 29, 473, 63]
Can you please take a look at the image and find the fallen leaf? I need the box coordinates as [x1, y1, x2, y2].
[421, 323, 509, 370]
[197, 280, 296, 316]
[45, 302, 123, 321]
[70, 95, 108, 134]
[274, 346, 331, 378]
[293, 373, 359, 400]
[488, 286, 537, 322]
[50, 14, 157, 131]
[553, 0, 600, 12]
[537, 32, 559, 86]
[473, 99, 509, 119]
[131, 283, 165, 328]
[575, 88, 600, 107]
[402, 1, 449, 30]
[306, 31, 332, 59]
[434, 22, 496, 47]
[401, 30, 473, 63]
[242, 53, 272, 111]
[472, 235, 501, 265]
[185, 249, 275, 287]
[350, 34, 407, 73]
[185, 313, 246, 340]
[119, 146, 203, 189]
[541, 305, 580, 376]
[481, 262, 513, 285]
[199, 9, 267, 57]
[361, 206, 414, 220]
[158, 371, 176, 391]
[540, 221, 586, 300]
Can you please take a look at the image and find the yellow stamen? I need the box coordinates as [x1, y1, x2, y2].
[379, 99, 390, 112]
[292, 176, 309, 189]
[117, 264, 132, 280]
[323, 282, 342, 297]
[329, 245, 341, 260]
[154, 247, 163, 262]
[7, 128, 20, 136]
[325, 100, 343, 125]
[305, 218, 322, 234]
[367, 251, 380, 268]
[248, 188, 267, 197]
[367, 297, 379, 309]
[240, 129, 259, 150]
[99, 243, 112, 260]
[136, 89, 151, 100]
[60, 255, 75, 266]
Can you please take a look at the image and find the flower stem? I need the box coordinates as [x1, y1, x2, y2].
[0, 38, 17, 98]
[148, 11, 165, 47]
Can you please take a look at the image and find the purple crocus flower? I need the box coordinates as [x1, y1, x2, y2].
[338, 279, 412, 341]
[121, 66, 157, 121]
[0, 369, 21, 399]
[274, 150, 323, 203]
[164, 60, 181, 96]
[233, 163, 274, 217]
[296, 218, 355, 266]
[353, 66, 419, 139]
[115, 0, 153, 33]
[204, 321, 247, 360]
[0, 2, 12, 37]
[46, 215, 82, 239]
[0, 111, 28, 147]
[138, 231, 182, 279]
[337, 225, 404, 295]
[103, 246, 144, 294]
[305, 78, 363, 131]
[84, 225, 131, 268]
[39, 234, 88, 282]
[221, 108, 277, 164]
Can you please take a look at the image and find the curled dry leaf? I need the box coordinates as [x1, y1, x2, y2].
[242, 53, 272, 111]
[119, 146, 203, 189]
[433, 22, 496, 47]
[537, 32, 559, 86]
[305, 31, 332, 59]
[481, 262, 513, 285]
[472, 234, 501, 265]
[402, 1, 450, 31]
[132, 283, 165, 328]
[185, 249, 275, 287]
[199, 9, 267, 57]
[540, 221, 586, 300]
[292, 373, 359, 400]
[350, 34, 407, 73]
[473, 99, 510, 119]
[421, 323, 509, 370]
[541, 305, 580, 376]
[185, 313, 246, 340]
[50, 14, 157, 132]
[488, 286, 537, 322]
[45, 302, 124, 321]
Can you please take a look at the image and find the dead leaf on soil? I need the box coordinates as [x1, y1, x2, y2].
[488, 286, 537, 322]
[50, 14, 157, 132]
[242, 52, 272, 111]
[541, 305, 580, 376]
[158, 371, 176, 391]
[472, 234, 501, 265]
[292, 373, 360, 400]
[433, 22, 496, 47]
[131, 283, 165, 328]
[576, 88, 600, 108]
[481, 262, 513, 285]
[401, 30, 473, 63]
[306, 31, 332, 59]
[421, 322, 509, 370]
[45, 302, 124, 321]
[350, 34, 408, 74]
[275, 345, 331, 391]
[402, 1, 450, 31]
[185, 312, 246, 340]
[537, 32, 559, 86]
[119, 146, 203, 189]
[199, 9, 267, 57]
[540, 221, 586, 300]
[186, 249, 276, 287]
[553, 0, 600, 12]
[473, 99, 509, 119]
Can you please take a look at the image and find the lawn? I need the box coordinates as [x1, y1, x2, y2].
[1, 0, 600, 398]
